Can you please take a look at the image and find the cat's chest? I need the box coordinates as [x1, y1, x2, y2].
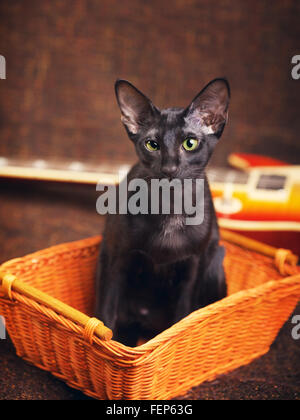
[156, 215, 189, 252]
[161, 214, 185, 235]
[132, 213, 198, 263]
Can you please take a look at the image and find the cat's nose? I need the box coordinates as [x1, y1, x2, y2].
[161, 164, 177, 177]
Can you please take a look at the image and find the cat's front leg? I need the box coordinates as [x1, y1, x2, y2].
[94, 241, 127, 333]
[173, 256, 200, 323]
[196, 245, 227, 308]
[173, 244, 226, 324]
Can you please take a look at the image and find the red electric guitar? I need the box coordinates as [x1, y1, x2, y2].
[209, 153, 300, 255]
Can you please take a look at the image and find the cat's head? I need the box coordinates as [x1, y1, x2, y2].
[115, 78, 230, 178]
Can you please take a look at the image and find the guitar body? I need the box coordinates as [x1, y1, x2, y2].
[0, 153, 299, 256]
[210, 158, 300, 256]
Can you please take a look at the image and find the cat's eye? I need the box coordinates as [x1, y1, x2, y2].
[145, 140, 160, 151]
[182, 138, 199, 151]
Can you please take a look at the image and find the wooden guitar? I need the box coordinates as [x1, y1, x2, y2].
[0, 154, 299, 255]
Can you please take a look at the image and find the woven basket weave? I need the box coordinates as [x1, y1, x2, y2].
[0, 231, 299, 400]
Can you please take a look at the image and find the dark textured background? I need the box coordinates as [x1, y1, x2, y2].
[0, 0, 299, 400]
[0, 0, 300, 165]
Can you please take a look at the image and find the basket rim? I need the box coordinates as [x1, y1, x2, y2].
[1, 229, 298, 273]
[0, 235, 102, 273]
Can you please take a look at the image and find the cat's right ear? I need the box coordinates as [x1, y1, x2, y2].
[115, 80, 159, 136]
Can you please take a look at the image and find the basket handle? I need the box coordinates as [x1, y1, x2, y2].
[0, 272, 113, 342]
[220, 229, 299, 274]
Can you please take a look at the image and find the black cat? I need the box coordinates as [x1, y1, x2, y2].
[95, 78, 230, 346]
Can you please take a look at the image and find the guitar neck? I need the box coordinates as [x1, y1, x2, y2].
[0, 156, 248, 186]
[0, 156, 299, 190]
[0, 156, 132, 185]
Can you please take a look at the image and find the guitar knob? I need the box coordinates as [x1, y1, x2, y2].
[213, 196, 243, 215]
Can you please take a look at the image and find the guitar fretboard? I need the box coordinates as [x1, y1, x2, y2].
[0, 156, 290, 191]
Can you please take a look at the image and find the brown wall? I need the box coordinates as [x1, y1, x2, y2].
[0, 0, 299, 167]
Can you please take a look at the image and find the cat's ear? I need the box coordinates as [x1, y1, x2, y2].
[115, 80, 159, 135]
[185, 78, 230, 138]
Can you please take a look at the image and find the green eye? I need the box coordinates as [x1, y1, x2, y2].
[182, 138, 199, 151]
[145, 140, 160, 151]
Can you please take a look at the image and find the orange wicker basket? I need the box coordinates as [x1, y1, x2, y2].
[0, 230, 299, 400]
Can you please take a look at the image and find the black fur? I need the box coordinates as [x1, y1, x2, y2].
[95, 78, 230, 346]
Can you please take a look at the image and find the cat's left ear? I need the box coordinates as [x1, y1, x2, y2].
[185, 78, 230, 138]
